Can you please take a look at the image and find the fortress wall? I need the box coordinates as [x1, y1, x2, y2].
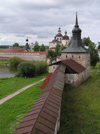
[0, 52, 47, 61]
[14, 65, 66, 134]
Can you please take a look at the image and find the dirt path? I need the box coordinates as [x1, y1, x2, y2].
[0, 78, 45, 105]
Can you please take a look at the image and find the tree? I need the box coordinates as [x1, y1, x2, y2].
[82, 37, 92, 46]
[13, 43, 19, 47]
[68, 36, 72, 47]
[61, 45, 67, 51]
[89, 42, 99, 68]
[33, 41, 40, 51]
[9, 57, 21, 68]
[97, 44, 100, 49]
[82, 37, 99, 68]
[46, 50, 56, 64]
[55, 43, 61, 56]
[40, 44, 45, 51]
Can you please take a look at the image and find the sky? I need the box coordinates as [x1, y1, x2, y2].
[0, 0, 100, 46]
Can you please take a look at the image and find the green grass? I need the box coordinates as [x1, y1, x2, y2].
[0, 60, 9, 66]
[0, 81, 43, 134]
[58, 64, 100, 134]
[0, 74, 46, 99]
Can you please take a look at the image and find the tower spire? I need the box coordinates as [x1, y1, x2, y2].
[75, 12, 79, 27]
[61, 13, 90, 53]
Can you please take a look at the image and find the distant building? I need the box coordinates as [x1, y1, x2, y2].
[29, 42, 34, 51]
[49, 28, 70, 50]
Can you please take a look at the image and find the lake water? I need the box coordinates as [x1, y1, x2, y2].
[0, 66, 15, 78]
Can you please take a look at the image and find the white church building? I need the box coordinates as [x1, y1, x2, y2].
[49, 28, 70, 50]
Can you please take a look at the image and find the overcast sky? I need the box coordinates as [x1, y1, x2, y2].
[0, 0, 100, 46]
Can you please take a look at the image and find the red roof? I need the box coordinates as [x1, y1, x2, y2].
[0, 49, 47, 54]
[49, 59, 86, 74]
[50, 47, 56, 49]
[63, 35, 69, 40]
[62, 59, 86, 73]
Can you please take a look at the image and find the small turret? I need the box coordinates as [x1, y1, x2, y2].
[25, 37, 30, 51]
[56, 27, 62, 37]
[26, 38, 28, 42]
[65, 30, 67, 35]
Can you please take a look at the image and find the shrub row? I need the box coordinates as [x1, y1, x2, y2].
[9, 57, 48, 77]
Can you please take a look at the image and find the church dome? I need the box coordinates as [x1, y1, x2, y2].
[26, 38, 28, 41]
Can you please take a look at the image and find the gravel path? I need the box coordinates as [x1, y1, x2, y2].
[0, 78, 45, 105]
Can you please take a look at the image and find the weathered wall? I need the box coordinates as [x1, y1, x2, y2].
[49, 65, 59, 73]
[65, 70, 90, 86]
[0, 52, 47, 61]
[61, 52, 91, 83]
[61, 53, 90, 68]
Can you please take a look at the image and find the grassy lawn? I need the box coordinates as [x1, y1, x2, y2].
[58, 63, 100, 134]
[0, 81, 43, 134]
[0, 74, 46, 99]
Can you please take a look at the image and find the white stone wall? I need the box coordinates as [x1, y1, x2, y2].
[49, 65, 59, 73]
[65, 70, 89, 86]
[55, 37, 63, 42]
[62, 39, 70, 47]
[0, 52, 47, 62]
[49, 42, 62, 49]
[54, 108, 61, 134]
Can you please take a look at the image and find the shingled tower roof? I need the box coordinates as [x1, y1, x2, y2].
[61, 13, 90, 53]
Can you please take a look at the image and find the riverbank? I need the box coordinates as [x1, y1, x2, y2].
[0, 60, 9, 66]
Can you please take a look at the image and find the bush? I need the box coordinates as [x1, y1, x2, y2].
[34, 61, 48, 75]
[16, 62, 36, 77]
[9, 57, 21, 68]
[16, 61, 48, 77]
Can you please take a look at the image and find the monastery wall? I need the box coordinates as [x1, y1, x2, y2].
[65, 69, 90, 86]
[14, 65, 66, 134]
[0, 52, 47, 62]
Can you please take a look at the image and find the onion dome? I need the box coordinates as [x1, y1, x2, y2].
[56, 27, 63, 37]
[26, 38, 28, 42]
